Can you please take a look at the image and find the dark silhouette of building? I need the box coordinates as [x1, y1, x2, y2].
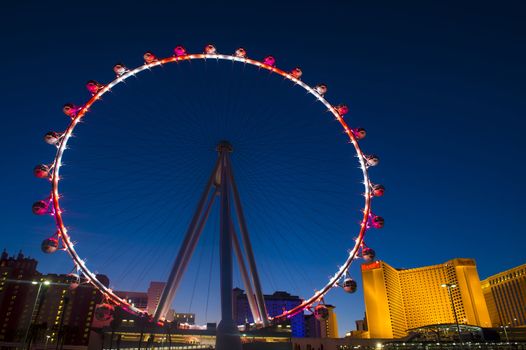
[0, 249, 39, 343]
[36, 273, 107, 346]
[166, 310, 196, 325]
[233, 288, 305, 337]
[115, 290, 148, 310]
[355, 313, 368, 331]
[0, 249, 106, 347]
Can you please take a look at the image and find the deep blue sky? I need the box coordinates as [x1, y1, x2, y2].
[1, 1, 525, 333]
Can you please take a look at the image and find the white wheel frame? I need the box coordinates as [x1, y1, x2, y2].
[49, 51, 375, 321]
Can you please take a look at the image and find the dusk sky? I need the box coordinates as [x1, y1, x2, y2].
[1, 1, 524, 333]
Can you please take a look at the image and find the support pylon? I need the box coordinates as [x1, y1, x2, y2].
[153, 141, 266, 350]
[216, 142, 242, 350]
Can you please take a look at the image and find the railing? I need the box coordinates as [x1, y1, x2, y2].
[107, 346, 213, 350]
[378, 342, 526, 350]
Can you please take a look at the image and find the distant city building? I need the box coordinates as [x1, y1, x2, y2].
[117, 282, 196, 324]
[304, 305, 339, 338]
[346, 313, 369, 339]
[355, 313, 368, 331]
[361, 258, 492, 339]
[481, 263, 526, 327]
[146, 281, 165, 315]
[165, 310, 195, 325]
[233, 288, 305, 337]
[115, 290, 148, 311]
[304, 313, 321, 338]
[0, 249, 105, 347]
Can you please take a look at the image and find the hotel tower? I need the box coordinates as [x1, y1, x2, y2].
[481, 263, 526, 327]
[361, 258, 492, 338]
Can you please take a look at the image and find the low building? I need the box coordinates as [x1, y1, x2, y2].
[481, 263, 526, 327]
[115, 290, 148, 311]
[165, 310, 196, 325]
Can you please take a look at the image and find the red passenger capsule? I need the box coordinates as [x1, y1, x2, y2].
[335, 104, 349, 116]
[86, 80, 103, 95]
[365, 155, 379, 167]
[290, 67, 302, 79]
[353, 128, 366, 140]
[32, 200, 49, 215]
[263, 56, 276, 66]
[66, 273, 80, 290]
[63, 103, 79, 118]
[204, 44, 217, 54]
[362, 247, 376, 262]
[174, 46, 187, 56]
[314, 305, 329, 320]
[314, 84, 328, 96]
[95, 304, 114, 321]
[143, 51, 157, 64]
[34, 164, 50, 178]
[371, 215, 384, 229]
[44, 131, 62, 145]
[113, 63, 128, 77]
[235, 48, 247, 58]
[343, 278, 357, 293]
[372, 184, 385, 197]
[41, 237, 59, 253]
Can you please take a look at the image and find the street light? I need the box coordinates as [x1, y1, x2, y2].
[23, 280, 50, 348]
[441, 283, 462, 342]
[500, 325, 510, 343]
[45, 335, 51, 350]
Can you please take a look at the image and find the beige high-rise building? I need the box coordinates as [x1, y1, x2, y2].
[305, 304, 339, 338]
[481, 263, 526, 327]
[362, 258, 492, 339]
[324, 304, 339, 338]
[146, 281, 166, 315]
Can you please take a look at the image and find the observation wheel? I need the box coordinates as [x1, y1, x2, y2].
[32, 44, 385, 347]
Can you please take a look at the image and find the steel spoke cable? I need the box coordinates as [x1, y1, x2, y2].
[67, 161, 210, 280]
[186, 216, 211, 315]
[231, 159, 343, 288]
[233, 173, 320, 294]
[225, 167, 307, 295]
[93, 168, 210, 273]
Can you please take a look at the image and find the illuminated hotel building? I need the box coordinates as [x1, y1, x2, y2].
[481, 263, 526, 327]
[362, 258, 491, 339]
[233, 288, 306, 337]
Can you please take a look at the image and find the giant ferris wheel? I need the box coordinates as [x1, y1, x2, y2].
[32, 44, 385, 349]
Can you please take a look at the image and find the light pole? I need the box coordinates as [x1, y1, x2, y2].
[23, 280, 50, 349]
[500, 325, 510, 343]
[441, 283, 462, 343]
